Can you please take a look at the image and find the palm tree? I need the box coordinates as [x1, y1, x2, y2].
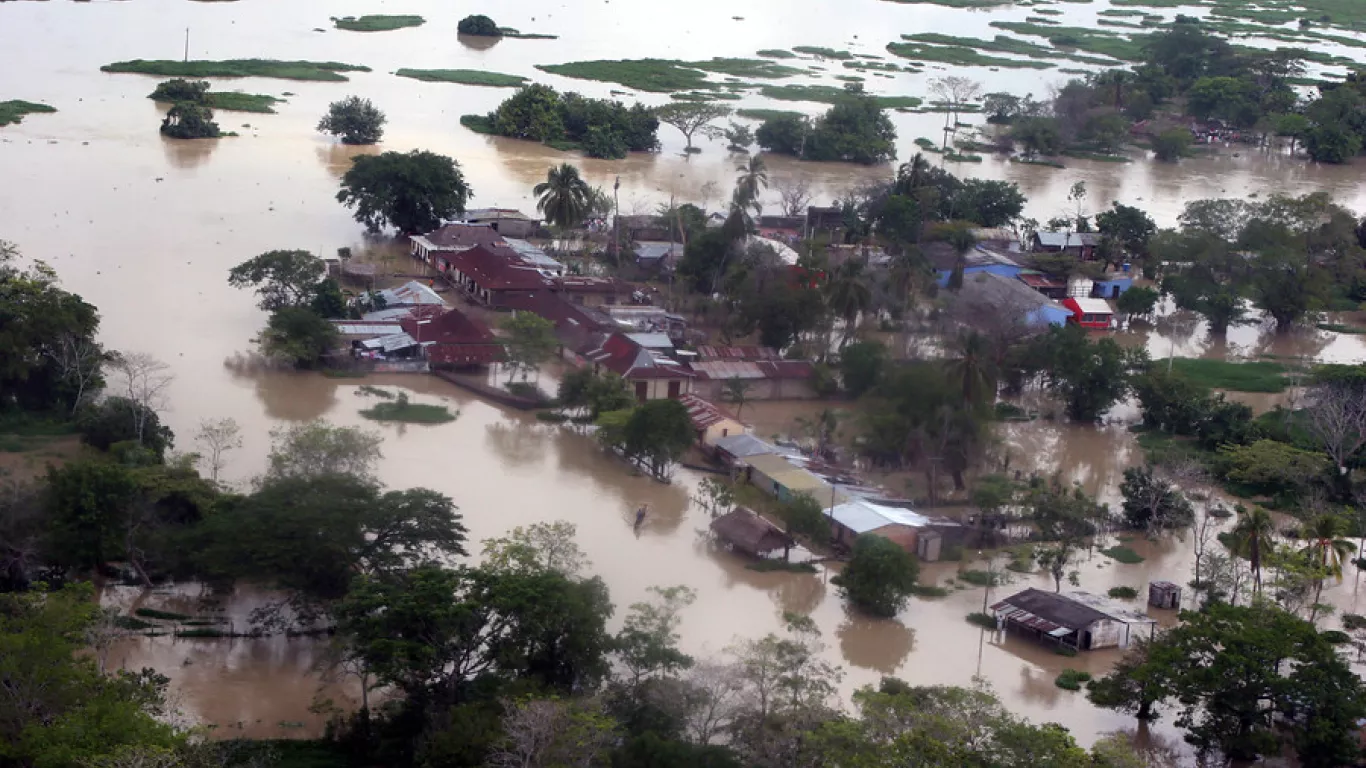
[722, 377, 753, 420]
[734, 155, 768, 215]
[826, 261, 872, 347]
[1230, 506, 1276, 596]
[893, 152, 932, 196]
[1301, 512, 1355, 611]
[533, 163, 591, 230]
[946, 332, 993, 407]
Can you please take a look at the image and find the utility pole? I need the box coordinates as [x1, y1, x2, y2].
[612, 176, 621, 265]
[184, 28, 190, 62]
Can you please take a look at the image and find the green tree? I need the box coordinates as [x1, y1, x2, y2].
[723, 121, 754, 152]
[1087, 638, 1172, 721]
[457, 14, 500, 35]
[615, 585, 697, 686]
[200, 474, 467, 605]
[1299, 512, 1354, 610]
[256, 306, 339, 368]
[721, 377, 753, 419]
[945, 331, 993, 407]
[826, 260, 872, 346]
[227, 249, 327, 311]
[839, 340, 887, 397]
[483, 520, 589, 578]
[1151, 127, 1193, 162]
[803, 88, 898, 164]
[754, 114, 810, 156]
[491, 84, 565, 142]
[1228, 505, 1276, 595]
[1116, 285, 1159, 319]
[1119, 465, 1194, 531]
[42, 460, 140, 572]
[832, 535, 919, 618]
[533, 163, 591, 230]
[557, 368, 633, 420]
[147, 78, 209, 104]
[0, 584, 182, 768]
[159, 102, 219, 139]
[1012, 116, 1062, 157]
[654, 102, 731, 153]
[75, 397, 175, 461]
[1096, 202, 1157, 260]
[734, 155, 768, 214]
[317, 95, 386, 145]
[951, 179, 1026, 228]
[774, 493, 829, 561]
[616, 399, 695, 479]
[501, 312, 557, 382]
[1034, 324, 1138, 422]
[337, 149, 472, 234]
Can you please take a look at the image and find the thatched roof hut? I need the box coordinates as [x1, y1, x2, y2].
[710, 507, 793, 557]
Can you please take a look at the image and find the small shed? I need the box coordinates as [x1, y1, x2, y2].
[1148, 580, 1181, 609]
[710, 507, 793, 558]
[1061, 297, 1114, 330]
[991, 588, 1156, 650]
[677, 394, 748, 446]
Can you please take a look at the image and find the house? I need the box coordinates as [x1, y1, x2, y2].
[458, 208, 539, 238]
[710, 507, 794, 558]
[445, 245, 555, 308]
[502, 237, 565, 276]
[410, 223, 508, 270]
[603, 305, 687, 342]
[615, 214, 671, 242]
[1091, 274, 1134, 299]
[635, 241, 684, 270]
[583, 332, 693, 402]
[928, 244, 1025, 287]
[827, 498, 928, 554]
[740, 453, 848, 505]
[400, 308, 503, 367]
[678, 394, 748, 446]
[1017, 272, 1069, 300]
[501, 290, 614, 353]
[712, 433, 780, 467]
[758, 215, 805, 241]
[955, 272, 1072, 328]
[806, 205, 844, 236]
[690, 359, 818, 400]
[553, 275, 633, 307]
[990, 588, 1156, 651]
[1031, 231, 1101, 260]
[375, 280, 447, 309]
[1062, 297, 1114, 330]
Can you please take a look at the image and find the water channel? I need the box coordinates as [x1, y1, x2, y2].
[4, 0, 1366, 758]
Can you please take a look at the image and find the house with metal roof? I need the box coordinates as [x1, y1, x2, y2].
[827, 498, 929, 554]
[991, 588, 1156, 651]
[677, 394, 748, 446]
[928, 245, 1025, 287]
[400, 308, 503, 367]
[740, 453, 849, 506]
[583, 333, 693, 402]
[712, 434, 780, 465]
[410, 223, 508, 269]
[1031, 231, 1101, 259]
[1061, 296, 1115, 330]
[502, 238, 564, 275]
[956, 272, 1072, 328]
[458, 208, 539, 238]
[710, 507, 794, 559]
[376, 280, 447, 309]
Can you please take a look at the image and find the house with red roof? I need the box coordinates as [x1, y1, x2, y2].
[688, 345, 818, 400]
[400, 308, 504, 368]
[445, 245, 555, 308]
[409, 223, 509, 272]
[583, 332, 694, 402]
[678, 394, 749, 446]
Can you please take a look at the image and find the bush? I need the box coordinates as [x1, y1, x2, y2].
[839, 341, 887, 397]
[966, 611, 996, 629]
[1152, 127, 1193, 162]
[1055, 668, 1092, 690]
[1108, 586, 1139, 599]
[483, 84, 659, 158]
[957, 569, 1004, 587]
[746, 560, 817, 573]
[160, 102, 220, 139]
[317, 95, 386, 144]
[77, 397, 175, 460]
[149, 78, 210, 104]
[457, 14, 501, 36]
[909, 583, 949, 597]
[832, 535, 920, 617]
[1099, 546, 1145, 564]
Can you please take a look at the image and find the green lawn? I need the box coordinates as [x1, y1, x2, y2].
[1168, 358, 1290, 393]
[395, 69, 528, 87]
[102, 59, 371, 82]
[332, 15, 425, 32]
[360, 401, 458, 423]
[0, 100, 56, 127]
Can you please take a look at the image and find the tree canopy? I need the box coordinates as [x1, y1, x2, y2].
[318, 95, 386, 145]
[337, 150, 472, 234]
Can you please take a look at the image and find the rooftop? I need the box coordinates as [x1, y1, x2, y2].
[462, 208, 535, 222]
[713, 433, 779, 459]
[400, 307, 497, 346]
[502, 237, 563, 271]
[377, 280, 447, 308]
[695, 345, 782, 362]
[448, 245, 555, 292]
[678, 394, 743, 431]
[1067, 297, 1113, 314]
[710, 507, 793, 556]
[991, 588, 1154, 632]
[828, 498, 929, 534]
[1035, 231, 1101, 249]
[586, 333, 692, 380]
[413, 222, 506, 251]
[359, 332, 418, 354]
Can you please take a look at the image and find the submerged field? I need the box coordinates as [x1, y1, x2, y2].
[101, 59, 372, 82]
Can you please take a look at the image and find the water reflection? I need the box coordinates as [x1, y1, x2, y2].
[484, 417, 551, 467]
[836, 610, 915, 674]
[161, 136, 220, 170]
[315, 142, 380, 180]
[227, 365, 340, 422]
[456, 33, 501, 51]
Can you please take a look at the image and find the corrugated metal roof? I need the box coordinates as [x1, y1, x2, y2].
[625, 332, 673, 349]
[502, 238, 563, 270]
[360, 332, 418, 353]
[691, 361, 766, 380]
[678, 394, 742, 431]
[333, 322, 404, 337]
[829, 498, 929, 534]
[362, 307, 422, 322]
[1070, 297, 1113, 314]
[714, 434, 779, 458]
[377, 280, 447, 307]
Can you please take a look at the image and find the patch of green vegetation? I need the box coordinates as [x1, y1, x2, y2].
[360, 400, 458, 423]
[535, 58, 799, 93]
[988, 22, 1145, 61]
[459, 114, 497, 135]
[671, 90, 743, 101]
[1108, 585, 1139, 599]
[499, 29, 559, 39]
[204, 92, 283, 113]
[113, 616, 155, 631]
[966, 611, 997, 629]
[357, 385, 395, 399]
[395, 69, 528, 87]
[758, 84, 921, 108]
[1098, 18, 1146, 28]
[909, 583, 951, 597]
[1100, 545, 1145, 564]
[886, 41, 1053, 69]
[1061, 149, 1132, 162]
[1025, 15, 1063, 24]
[1168, 358, 1290, 393]
[332, 15, 425, 32]
[757, 49, 797, 58]
[102, 59, 370, 82]
[1099, 7, 1149, 15]
[1010, 156, 1066, 168]
[745, 560, 818, 573]
[0, 100, 57, 127]
[1318, 322, 1366, 334]
[735, 108, 804, 121]
[1055, 668, 1092, 690]
[957, 569, 1005, 587]
[1035, 7, 1064, 13]
[945, 152, 984, 162]
[882, 0, 1015, 6]
[793, 46, 854, 59]
[134, 607, 193, 621]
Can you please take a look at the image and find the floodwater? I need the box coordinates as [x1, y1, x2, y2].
[4, 0, 1366, 757]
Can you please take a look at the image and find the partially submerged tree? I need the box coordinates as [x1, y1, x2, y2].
[227, 250, 327, 311]
[337, 149, 472, 234]
[266, 420, 383, 481]
[256, 306, 339, 368]
[501, 313, 557, 382]
[160, 102, 220, 139]
[831, 534, 919, 617]
[533, 163, 592, 230]
[193, 417, 242, 485]
[317, 95, 386, 145]
[654, 102, 731, 153]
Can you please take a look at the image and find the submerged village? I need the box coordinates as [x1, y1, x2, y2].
[10, 0, 1366, 766]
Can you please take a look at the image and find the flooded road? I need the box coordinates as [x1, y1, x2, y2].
[4, 0, 1366, 756]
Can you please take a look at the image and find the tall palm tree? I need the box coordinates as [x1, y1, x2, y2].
[1230, 506, 1276, 596]
[533, 163, 591, 230]
[946, 331, 993, 407]
[893, 152, 932, 196]
[826, 261, 872, 347]
[1301, 513, 1355, 608]
[734, 155, 768, 215]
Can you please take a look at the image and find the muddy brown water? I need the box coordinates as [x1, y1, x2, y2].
[4, 0, 1366, 757]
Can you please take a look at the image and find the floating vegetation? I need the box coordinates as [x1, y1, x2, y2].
[395, 69, 528, 87]
[966, 611, 997, 629]
[1108, 586, 1139, 599]
[498, 28, 559, 39]
[792, 46, 855, 59]
[332, 15, 425, 32]
[735, 108, 804, 121]
[909, 583, 951, 597]
[670, 90, 743, 101]
[1168, 358, 1290, 392]
[535, 58, 800, 93]
[757, 49, 797, 58]
[1100, 545, 1145, 564]
[758, 84, 921, 108]
[1062, 149, 1132, 162]
[945, 152, 984, 162]
[360, 394, 458, 423]
[886, 41, 1053, 69]
[102, 59, 371, 82]
[0, 100, 56, 127]
[988, 22, 1145, 61]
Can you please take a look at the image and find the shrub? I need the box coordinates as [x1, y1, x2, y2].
[134, 607, 192, 621]
[1099, 546, 1145, 564]
[1055, 668, 1092, 690]
[909, 583, 950, 598]
[966, 611, 996, 629]
[457, 14, 501, 36]
[832, 534, 920, 617]
[77, 397, 174, 460]
[957, 569, 1003, 587]
[160, 102, 220, 139]
[1152, 127, 1193, 162]
[317, 95, 386, 145]
[1108, 586, 1139, 599]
